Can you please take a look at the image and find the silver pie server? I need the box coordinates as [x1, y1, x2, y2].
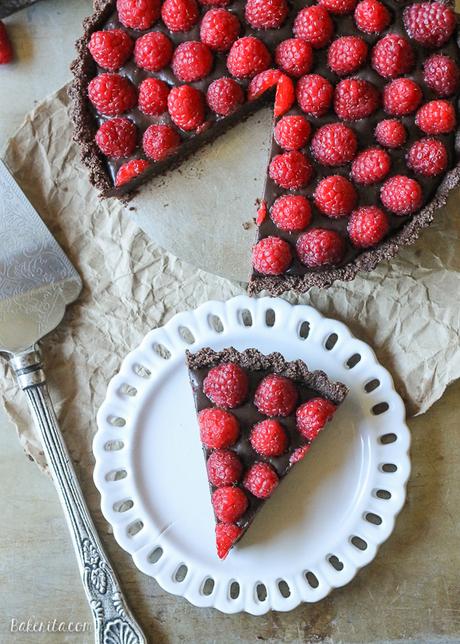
[0, 160, 147, 644]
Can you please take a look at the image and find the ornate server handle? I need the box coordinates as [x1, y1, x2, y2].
[10, 346, 147, 644]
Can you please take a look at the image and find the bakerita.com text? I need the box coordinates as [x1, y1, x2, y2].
[10, 618, 92, 634]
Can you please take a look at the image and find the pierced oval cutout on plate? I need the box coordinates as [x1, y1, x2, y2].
[229, 581, 240, 599]
[133, 364, 151, 379]
[153, 343, 171, 360]
[364, 379, 380, 393]
[351, 536, 368, 551]
[304, 572, 319, 589]
[298, 320, 310, 339]
[372, 402, 389, 415]
[208, 314, 224, 333]
[278, 580, 291, 598]
[239, 309, 253, 327]
[148, 547, 163, 564]
[104, 440, 124, 452]
[346, 354, 361, 369]
[105, 468, 127, 482]
[127, 520, 144, 537]
[113, 499, 133, 513]
[375, 489, 392, 500]
[174, 564, 188, 583]
[178, 326, 195, 345]
[328, 555, 344, 571]
[119, 383, 137, 397]
[381, 463, 398, 473]
[365, 512, 382, 526]
[201, 578, 215, 596]
[256, 583, 267, 601]
[265, 309, 276, 327]
[325, 333, 338, 350]
[379, 433, 397, 444]
[107, 415, 126, 427]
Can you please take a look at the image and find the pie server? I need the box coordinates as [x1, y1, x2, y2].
[0, 160, 147, 644]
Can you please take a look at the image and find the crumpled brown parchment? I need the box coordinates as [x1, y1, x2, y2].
[2, 85, 460, 472]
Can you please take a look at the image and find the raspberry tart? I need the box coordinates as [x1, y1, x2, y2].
[186, 347, 348, 559]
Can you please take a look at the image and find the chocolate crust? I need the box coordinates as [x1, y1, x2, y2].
[186, 346, 349, 405]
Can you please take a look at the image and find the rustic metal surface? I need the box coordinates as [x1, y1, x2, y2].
[0, 1, 42, 19]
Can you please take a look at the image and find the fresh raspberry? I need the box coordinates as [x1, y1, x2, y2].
[252, 236, 292, 274]
[168, 85, 206, 131]
[95, 117, 137, 157]
[115, 159, 150, 187]
[256, 200, 268, 225]
[161, 0, 200, 32]
[0, 22, 13, 64]
[269, 150, 313, 189]
[88, 73, 137, 116]
[407, 138, 448, 177]
[423, 55, 460, 98]
[172, 41, 213, 82]
[293, 5, 334, 49]
[334, 78, 380, 121]
[371, 34, 415, 80]
[318, 0, 357, 14]
[227, 36, 271, 79]
[198, 408, 240, 449]
[134, 31, 173, 72]
[138, 78, 170, 116]
[207, 449, 243, 487]
[274, 74, 295, 117]
[296, 74, 334, 117]
[250, 419, 289, 457]
[289, 444, 311, 465]
[354, 0, 391, 34]
[245, 0, 289, 29]
[383, 78, 422, 116]
[207, 77, 245, 116]
[88, 30, 133, 71]
[296, 228, 346, 267]
[351, 147, 391, 185]
[270, 195, 312, 232]
[328, 36, 368, 76]
[415, 100, 457, 135]
[404, 2, 456, 48]
[254, 373, 298, 416]
[203, 362, 249, 408]
[200, 9, 240, 52]
[243, 462, 279, 499]
[348, 206, 389, 248]
[314, 175, 357, 218]
[296, 398, 337, 441]
[200, 0, 230, 5]
[212, 486, 248, 522]
[248, 68, 282, 100]
[117, 0, 161, 30]
[274, 115, 311, 150]
[215, 523, 243, 560]
[380, 175, 423, 216]
[275, 38, 313, 78]
[375, 119, 407, 148]
[311, 123, 358, 166]
[142, 124, 180, 161]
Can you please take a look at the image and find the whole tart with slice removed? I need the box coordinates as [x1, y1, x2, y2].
[186, 347, 348, 559]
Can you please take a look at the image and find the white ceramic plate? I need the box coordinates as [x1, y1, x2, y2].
[93, 295, 411, 615]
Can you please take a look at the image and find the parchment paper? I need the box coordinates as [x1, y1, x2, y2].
[2, 84, 460, 472]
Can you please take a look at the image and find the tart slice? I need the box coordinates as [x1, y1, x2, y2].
[186, 347, 348, 559]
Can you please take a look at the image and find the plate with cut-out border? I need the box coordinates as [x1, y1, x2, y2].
[93, 295, 410, 615]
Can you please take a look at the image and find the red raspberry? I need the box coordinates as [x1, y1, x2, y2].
[274, 74, 295, 117]
[88, 30, 133, 71]
[334, 78, 380, 121]
[198, 408, 240, 449]
[348, 206, 389, 248]
[248, 68, 282, 100]
[117, 0, 161, 30]
[0, 22, 13, 65]
[115, 159, 150, 187]
[203, 362, 249, 408]
[245, 0, 288, 30]
[416, 100, 457, 135]
[269, 150, 313, 189]
[207, 449, 243, 487]
[380, 175, 423, 216]
[275, 38, 313, 78]
[372, 34, 415, 80]
[383, 78, 422, 116]
[134, 31, 173, 72]
[296, 228, 346, 267]
[296, 74, 334, 117]
[270, 195, 312, 232]
[161, 0, 200, 32]
[95, 117, 137, 157]
[293, 5, 334, 49]
[375, 119, 407, 148]
[207, 77, 244, 116]
[88, 73, 137, 116]
[351, 147, 391, 185]
[256, 200, 268, 225]
[423, 55, 460, 98]
[311, 123, 358, 167]
[252, 236, 292, 274]
[328, 36, 368, 76]
[243, 462, 279, 499]
[172, 41, 213, 82]
[227, 36, 271, 79]
[215, 522, 242, 560]
[250, 419, 289, 457]
[318, 0, 357, 14]
[200, 9, 240, 52]
[354, 0, 390, 34]
[314, 175, 357, 218]
[274, 115, 311, 151]
[254, 373, 298, 416]
[404, 2, 456, 48]
[143, 124, 180, 161]
[296, 397, 337, 441]
[407, 138, 448, 177]
[289, 444, 311, 465]
[212, 486, 248, 522]
[168, 85, 206, 131]
[138, 78, 169, 116]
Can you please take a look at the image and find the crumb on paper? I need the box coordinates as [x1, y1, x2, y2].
[242, 221, 252, 230]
